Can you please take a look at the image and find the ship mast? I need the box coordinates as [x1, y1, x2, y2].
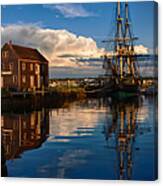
[124, 2, 139, 80]
[115, 1, 124, 80]
[103, 1, 140, 84]
[124, 2, 133, 76]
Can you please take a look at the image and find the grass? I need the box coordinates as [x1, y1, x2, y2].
[49, 85, 86, 99]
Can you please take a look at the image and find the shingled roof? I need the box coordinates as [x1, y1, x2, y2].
[6, 42, 49, 63]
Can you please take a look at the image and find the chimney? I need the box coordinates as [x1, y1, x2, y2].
[8, 40, 12, 45]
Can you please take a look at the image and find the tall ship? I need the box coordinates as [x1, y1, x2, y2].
[103, 1, 141, 97]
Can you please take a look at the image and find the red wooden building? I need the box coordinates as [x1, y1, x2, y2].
[1, 41, 49, 91]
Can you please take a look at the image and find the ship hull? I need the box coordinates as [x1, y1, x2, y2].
[104, 78, 140, 99]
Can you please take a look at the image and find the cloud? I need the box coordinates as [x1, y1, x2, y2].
[43, 4, 95, 18]
[134, 44, 149, 54]
[1, 24, 105, 69]
[1, 25, 149, 78]
[104, 44, 149, 55]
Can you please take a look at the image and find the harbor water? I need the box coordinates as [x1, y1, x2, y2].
[1, 95, 157, 180]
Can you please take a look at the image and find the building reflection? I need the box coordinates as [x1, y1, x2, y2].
[104, 97, 149, 180]
[1, 108, 49, 160]
[1, 96, 154, 179]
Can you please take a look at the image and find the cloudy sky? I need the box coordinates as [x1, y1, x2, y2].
[1, 2, 155, 78]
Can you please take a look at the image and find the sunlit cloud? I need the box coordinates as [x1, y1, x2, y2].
[1, 25, 150, 78]
[134, 44, 149, 54]
[1, 25, 105, 69]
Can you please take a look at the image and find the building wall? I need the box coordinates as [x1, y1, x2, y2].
[1, 44, 19, 90]
[40, 63, 49, 88]
[1, 44, 49, 91]
[19, 60, 48, 91]
[19, 60, 41, 91]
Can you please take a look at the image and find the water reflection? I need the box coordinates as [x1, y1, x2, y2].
[1, 144, 8, 177]
[1, 108, 49, 160]
[49, 99, 106, 140]
[103, 98, 139, 179]
[104, 96, 156, 180]
[1, 96, 156, 180]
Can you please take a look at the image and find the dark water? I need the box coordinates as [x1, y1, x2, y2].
[1, 95, 157, 180]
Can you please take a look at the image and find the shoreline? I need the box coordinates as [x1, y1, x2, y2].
[1, 88, 86, 113]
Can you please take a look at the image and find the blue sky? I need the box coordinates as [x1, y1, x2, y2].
[1, 2, 156, 78]
[1, 2, 155, 48]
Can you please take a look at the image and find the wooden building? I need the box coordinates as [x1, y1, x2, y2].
[1, 41, 49, 92]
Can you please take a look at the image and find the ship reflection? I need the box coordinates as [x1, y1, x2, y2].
[1, 108, 49, 162]
[1, 96, 154, 179]
[104, 97, 143, 180]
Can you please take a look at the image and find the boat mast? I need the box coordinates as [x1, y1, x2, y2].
[115, 1, 124, 80]
[124, 2, 132, 76]
[124, 2, 139, 80]
[103, 1, 140, 83]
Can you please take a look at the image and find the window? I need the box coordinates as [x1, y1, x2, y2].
[1, 77, 3, 88]
[30, 113, 35, 128]
[35, 64, 40, 74]
[1, 116, 4, 127]
[13, 75, 17, 83]
[22, 63, 26, 71]
[23, 133, 27, 140]
[9, 63, 13, 71]
[3, 51, 8, 58]
[23, 121, 26, 129]
[37, 75, 41, 88]
[22, 75, 26, 83]
[30, 64, 34, 71]
[30, 75, 34, 88]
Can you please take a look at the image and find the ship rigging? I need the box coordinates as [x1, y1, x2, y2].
[103, 1, 141, 95]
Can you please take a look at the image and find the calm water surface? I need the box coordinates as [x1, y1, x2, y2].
[1, 95, 157, 180]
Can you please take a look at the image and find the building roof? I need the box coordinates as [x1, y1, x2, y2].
[4, 42, 49, 63]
